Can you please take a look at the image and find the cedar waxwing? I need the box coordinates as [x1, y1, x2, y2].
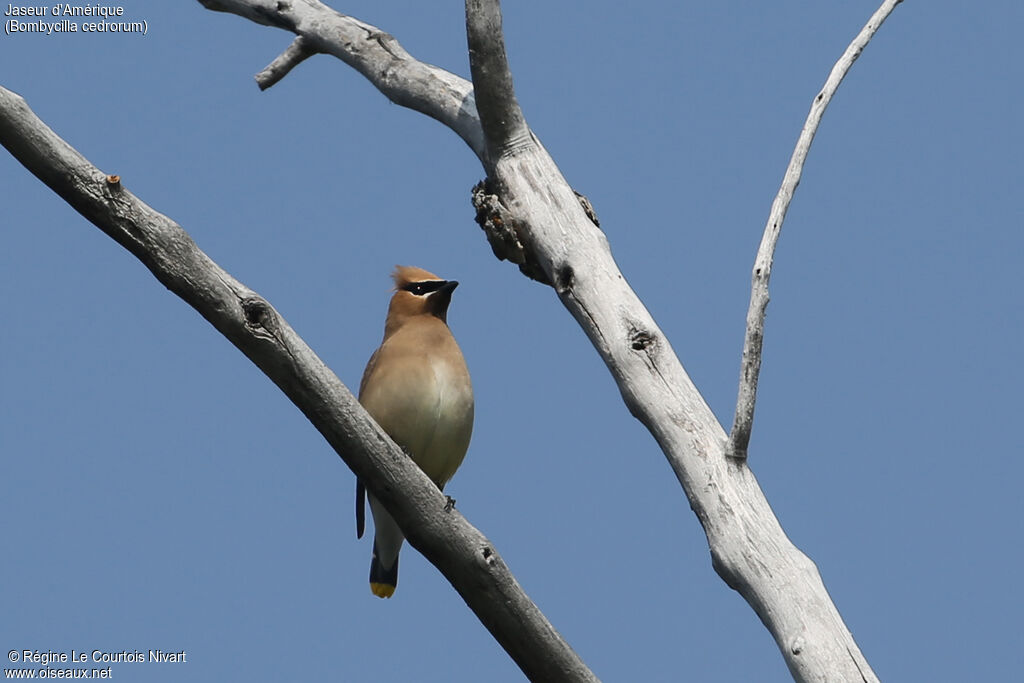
[355, 266, 474, 598]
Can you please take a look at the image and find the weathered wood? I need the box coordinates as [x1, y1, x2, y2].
[9, 0, 906, 678]
[727, 0, 905, 461]
[199, 0, 486, 158]
[0, 84, 599, 683]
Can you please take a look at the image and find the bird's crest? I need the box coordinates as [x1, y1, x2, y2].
[392, 265, 442, 289]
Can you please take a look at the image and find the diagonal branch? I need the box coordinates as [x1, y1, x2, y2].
[465, 0, 531, 166]
[256, 35, 317, 90]
[726, 0, 905, 460]
[0, 85, 598, 683]
[199, 0, 486, 158]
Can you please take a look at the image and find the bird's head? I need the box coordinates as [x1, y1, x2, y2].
[384, 265, 459, 335]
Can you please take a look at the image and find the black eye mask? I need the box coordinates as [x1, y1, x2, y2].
[402, 280, 447, 296]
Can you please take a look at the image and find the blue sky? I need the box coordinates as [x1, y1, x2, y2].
[2, 2, 1021, 681]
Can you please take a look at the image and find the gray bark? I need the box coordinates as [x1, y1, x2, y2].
[4, 0, 907, 679]
[0, 85, 597, 683]
[727, 0, 905, 461]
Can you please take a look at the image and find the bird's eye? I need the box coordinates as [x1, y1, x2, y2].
[403, 280, 445, 296]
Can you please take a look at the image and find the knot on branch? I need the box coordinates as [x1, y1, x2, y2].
[628, 325, 656, 352]
[471, 180, 550, 285]
[471, 180, 524, 262]
[554, 264, 574, 294]
[242, 296, 276, 336]
[573, 189, 600, 227]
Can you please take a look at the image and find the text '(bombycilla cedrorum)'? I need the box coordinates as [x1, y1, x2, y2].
[355, 266, 474, 598]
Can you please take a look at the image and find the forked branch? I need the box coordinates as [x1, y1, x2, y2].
[200, 0, 486, 158]
[8, 0, 908, 679]
[199, 1, 897, 680]
[465, 0, 531, 164]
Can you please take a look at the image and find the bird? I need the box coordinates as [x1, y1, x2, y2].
[355, 266, 474, 598]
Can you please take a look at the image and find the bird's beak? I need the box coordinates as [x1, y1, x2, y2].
[427, 280, 459, 319]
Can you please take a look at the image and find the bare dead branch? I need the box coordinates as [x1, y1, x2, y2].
[726, 0, 905, 461]
[27, 1, 901, 679]
[465, 0, 531, 165]
[0, 84, 598, 683]
[256, 35, 316, 90]
[207, 1, 889, 679]
[480, 130, 882, 683]
[199, 0, 486, 158]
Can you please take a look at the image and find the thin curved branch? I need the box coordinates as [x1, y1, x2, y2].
[0, 85, 598, 683]
[199, 0, 486, 159]
[465, 0, 531, 166]
[726, 0, 905, 460]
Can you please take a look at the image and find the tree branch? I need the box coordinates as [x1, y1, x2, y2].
[726, 0, 905, 461]
[199, 0, 486, 158]
[40, 1, 900, 679]
[256, 35, 316, 90]
[476, 131, 883, 683]
[0, 84, 597, 683]
[465, 0, 531, 166]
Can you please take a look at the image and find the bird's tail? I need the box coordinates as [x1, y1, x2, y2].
[369, 540, 398, 598]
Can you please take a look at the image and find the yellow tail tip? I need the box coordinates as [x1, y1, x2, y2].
[370, 582, 396, 599]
